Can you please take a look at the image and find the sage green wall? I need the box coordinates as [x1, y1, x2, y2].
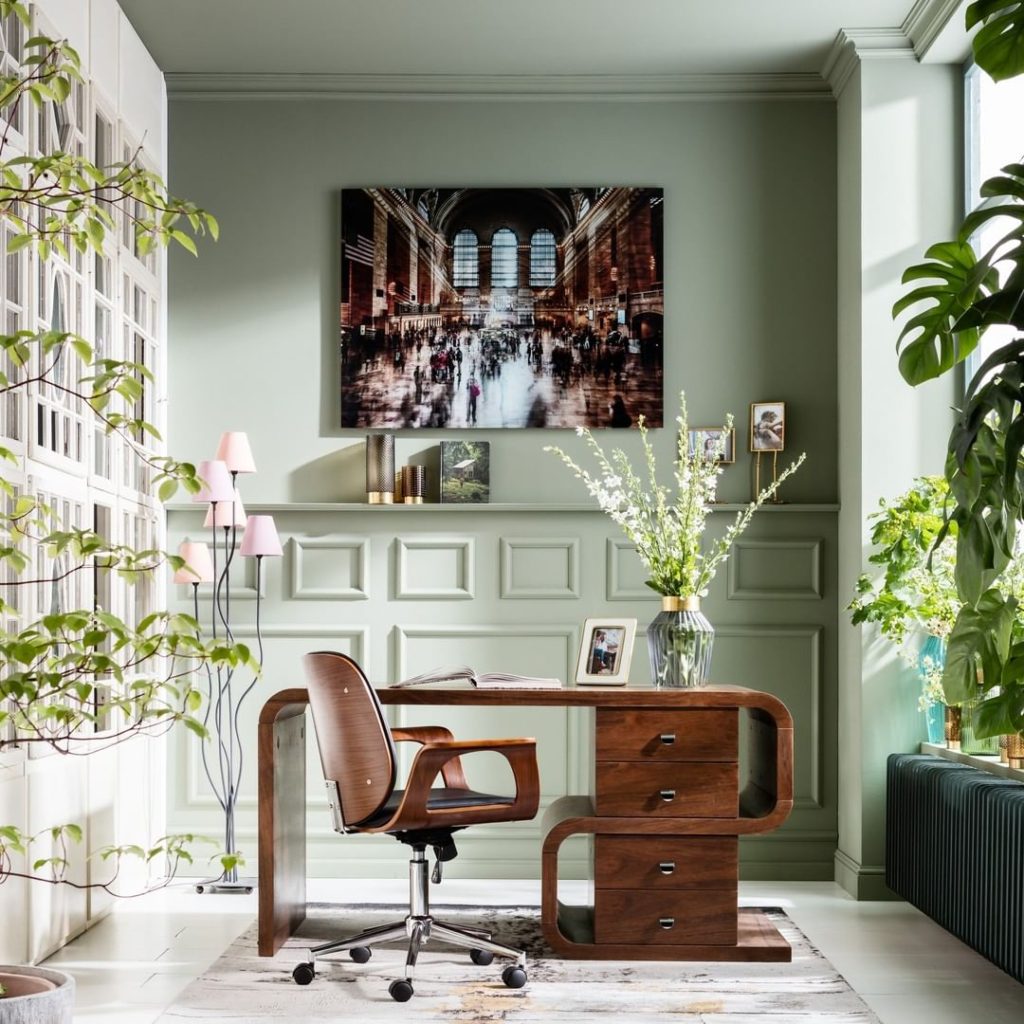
[835, 59, 960, 899]
[165, 98, 837, 505]
[164, 94, 841, 881]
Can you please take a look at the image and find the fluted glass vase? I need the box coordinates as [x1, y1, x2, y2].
[647, 596, 714, 688]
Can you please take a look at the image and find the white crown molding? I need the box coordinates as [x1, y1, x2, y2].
[165, 72, 831, 102]
[822, 27, 917, 97]
[902, 0, 965, 57]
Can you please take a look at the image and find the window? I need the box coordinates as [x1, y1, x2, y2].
[530, 229, 556, 287]
[491, 228, 518, 288]
[452, 229, 478, 287]
[964, 65, 1024, 381]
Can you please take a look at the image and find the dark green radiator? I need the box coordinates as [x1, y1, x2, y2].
[886, 753, 1024, 983]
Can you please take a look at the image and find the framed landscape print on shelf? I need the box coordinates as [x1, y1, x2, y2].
[440, 440, 490, 503]
[339, 187, 664, 429]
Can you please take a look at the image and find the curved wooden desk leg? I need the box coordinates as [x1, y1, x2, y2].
[258, 688, 310, 957]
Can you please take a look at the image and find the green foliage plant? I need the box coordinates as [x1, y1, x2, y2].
[849, 476, 959, 708]
[0, 1, 252, 895]
[894, 1, 1024, 738]
[850, 476, 960, 646]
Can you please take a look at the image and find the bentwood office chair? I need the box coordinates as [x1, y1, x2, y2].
[294, 651, 541, 1002]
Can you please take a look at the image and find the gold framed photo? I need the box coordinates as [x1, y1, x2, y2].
[688, 427, 735, 464]
[574, 618, 637, 686]
[750, 401, 785, 452]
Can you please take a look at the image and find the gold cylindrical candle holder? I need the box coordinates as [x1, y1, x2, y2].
[999, 735, 1009, 765]
[944, 704, 962, 750]
[1007, 732, 1024, 770]
[365, 433, 394, 504]
[402, 464, 426, 504]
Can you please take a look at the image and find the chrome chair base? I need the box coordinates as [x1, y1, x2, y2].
[291, 846, 528, 1000]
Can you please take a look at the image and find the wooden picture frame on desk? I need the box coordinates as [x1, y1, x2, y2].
[258, 683, 794, 963]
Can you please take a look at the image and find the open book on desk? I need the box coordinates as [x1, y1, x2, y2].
[392, 665, 562, 690]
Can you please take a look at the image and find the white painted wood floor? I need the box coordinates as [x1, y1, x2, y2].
[42, 879, 1024, 1024]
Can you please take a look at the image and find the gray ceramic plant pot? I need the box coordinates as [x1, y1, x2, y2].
[0, 967, 74, 1024]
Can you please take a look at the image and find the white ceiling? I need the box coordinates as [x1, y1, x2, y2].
[116, 0, 964, 78]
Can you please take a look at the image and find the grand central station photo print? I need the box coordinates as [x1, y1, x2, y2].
[339, 187, 664, 429]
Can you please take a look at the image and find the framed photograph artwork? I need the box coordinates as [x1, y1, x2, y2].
[575, 617, 637, 686]
[750, 402, 786, 452]
[440, 440, 490, 503]
[688, 427, 735, 464]
[339, 187, 665, 429]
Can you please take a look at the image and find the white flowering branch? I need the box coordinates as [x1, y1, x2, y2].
[545, 391, 806, 597]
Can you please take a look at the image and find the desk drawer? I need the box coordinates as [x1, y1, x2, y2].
[595, 836, 738, 890]
[594, 888, 738, 945]
[595, 761, 738, 818]
[596, 709, 737, 762]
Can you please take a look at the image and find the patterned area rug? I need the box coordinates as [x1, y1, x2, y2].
[158, 903, 879, 1022]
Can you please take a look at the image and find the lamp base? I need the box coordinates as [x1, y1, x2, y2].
[367, 492, 394, 505]
[194, 875, 257, 895]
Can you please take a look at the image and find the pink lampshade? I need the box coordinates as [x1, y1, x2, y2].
[240, 515, 282, 557]
[174, 540, 215, 584]
[216, 431, 257, 474]
[203, 488, 247, 528]
[193, 459, 234, 504]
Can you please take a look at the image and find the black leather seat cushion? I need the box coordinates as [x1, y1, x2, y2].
[360, 787, 515, 828]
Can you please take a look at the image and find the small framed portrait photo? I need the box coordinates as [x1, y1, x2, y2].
[688, 427, 735, 464]
[575, 618, 637, 686]
[750, 401, 786, 452]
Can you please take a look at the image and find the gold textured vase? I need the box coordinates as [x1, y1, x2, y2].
[1008, 733, 1024, 770]
[944, 704, 962, 750]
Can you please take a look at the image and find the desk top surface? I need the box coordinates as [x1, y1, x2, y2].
[375, 682, 790, 721]
[261, 683, 792, 728]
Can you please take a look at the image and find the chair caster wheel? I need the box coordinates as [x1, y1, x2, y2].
[349, 946, 371, 963]
[194, 884, 205, 894]
[470, 948, 494, 966]
[292, 962, 315, 986]
[389, 978, 414, 1002]
[502, 964, 527, 989]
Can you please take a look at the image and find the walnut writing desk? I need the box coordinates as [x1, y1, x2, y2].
[258, 684, 793, 961]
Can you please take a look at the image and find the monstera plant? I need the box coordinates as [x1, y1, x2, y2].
[896, 0, 1024, 738]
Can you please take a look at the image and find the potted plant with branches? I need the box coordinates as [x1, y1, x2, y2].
[0, 4, 253, 1019]
[849, 476, 967, 745]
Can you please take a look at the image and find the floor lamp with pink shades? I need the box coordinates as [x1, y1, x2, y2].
[174, 431, 282, 894]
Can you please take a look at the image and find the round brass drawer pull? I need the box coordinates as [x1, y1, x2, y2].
[659, 917, 675, 929]
[659, 789, 676, 802]
[658, 861, 676, 875]
[660, 733, 676, 745]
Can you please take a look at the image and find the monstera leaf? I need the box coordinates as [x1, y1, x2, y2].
[894, 241, 995, 384]
[968, 0, 1024, 81]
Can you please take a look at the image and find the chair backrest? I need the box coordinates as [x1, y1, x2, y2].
[303, 651, 397, 830]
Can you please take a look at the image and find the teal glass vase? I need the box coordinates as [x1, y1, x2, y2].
[647, 596, 714, 688]
[917, 634, 945, 745]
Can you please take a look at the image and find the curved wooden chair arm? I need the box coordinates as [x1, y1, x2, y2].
[391, 725, 467, 789]
[375, 738, 540, 832]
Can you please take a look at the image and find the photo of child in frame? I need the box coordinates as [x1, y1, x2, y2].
[587, 627, 624, 676]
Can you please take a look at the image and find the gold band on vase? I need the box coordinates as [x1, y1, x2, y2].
[367, 491, 393, 505]
[662, 595, 700, 612]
